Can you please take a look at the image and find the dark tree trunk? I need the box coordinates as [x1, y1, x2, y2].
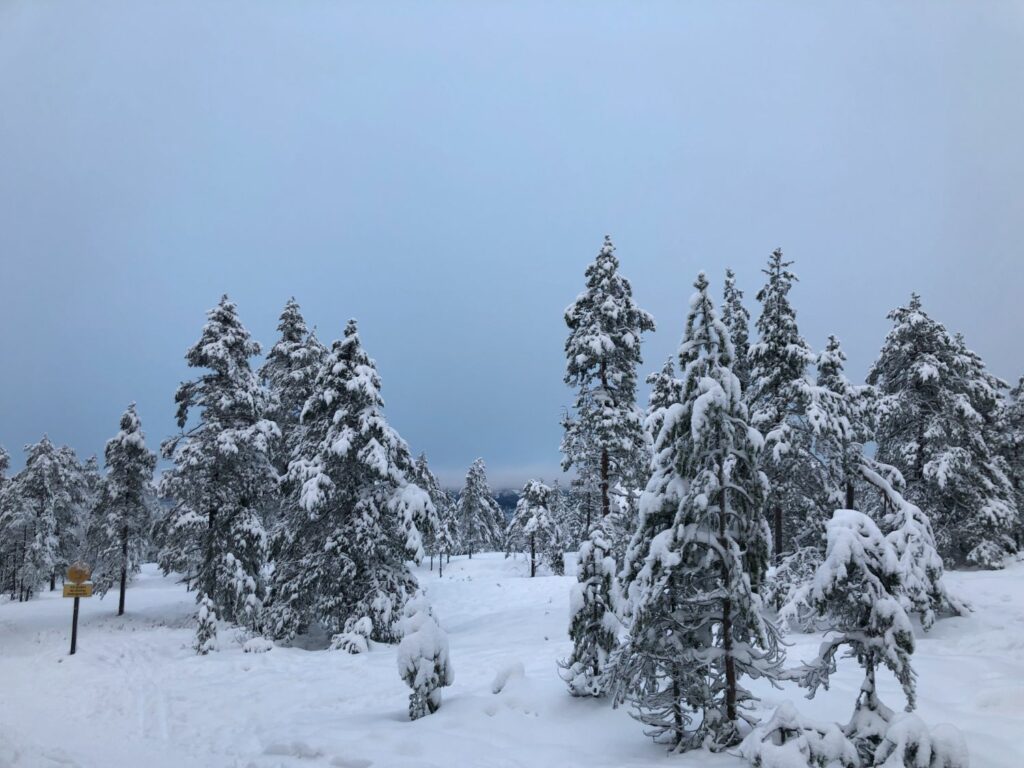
[772, 505, 783, 564]
[438, 551, 443, 578]
[529, 534, 536, 578]
[845, 479, 856, 511]
[118, 525, 129, 616]
[50, 569, 56, 592]
[722, 595, 736, 722]
[672, 678, 684, 749]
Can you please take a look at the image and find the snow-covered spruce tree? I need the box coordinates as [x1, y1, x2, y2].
[265, 320, 432, 644]
[721, 268, 752, 393]
[797, 509, 915, 761]
[559, 521, 620, 697]
[456, 458, 503, 558]
[194, 594, 219, 655]
[259, 298, 326, 479]
[413, 454, 454, 577]
[612, 272, 782, 752]
[506, 480, 556, 577]
[158, 296, 279, 629]
[867, 294, 1018, 568]
[397, 591, 454, 719]
[563, 235, 655, 556]
[86, 404, 157, 615]
[746, 249, 818, 563]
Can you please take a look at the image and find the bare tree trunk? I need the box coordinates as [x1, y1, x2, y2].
[845, 479, 855, 511]
[529, 534, 536, 578]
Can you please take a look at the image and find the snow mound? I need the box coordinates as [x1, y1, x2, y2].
[243, 637, 274, 653]
[491, 660, 526, 694]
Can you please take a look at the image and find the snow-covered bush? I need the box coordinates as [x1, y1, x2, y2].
[873, 714, 969, 768]
[396, 593, 453, 720]
[330, 616, 373, 654]
[194, 595, 219, 655]
[739, 701, 859, 768]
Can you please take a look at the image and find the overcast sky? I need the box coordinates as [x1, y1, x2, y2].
[1, 1, 1022, 487]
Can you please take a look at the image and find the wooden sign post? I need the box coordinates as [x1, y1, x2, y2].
[64, 563, 93, 655]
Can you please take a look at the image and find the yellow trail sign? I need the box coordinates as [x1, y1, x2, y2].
[63, 583, 93, 598]
[66, 563, 91, 584]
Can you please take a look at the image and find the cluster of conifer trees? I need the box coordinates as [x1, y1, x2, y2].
[550, 238, 1014, 765]
[1, 239, 1019, 751]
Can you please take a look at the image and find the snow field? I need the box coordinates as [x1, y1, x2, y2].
[1, 554, 1021, 767]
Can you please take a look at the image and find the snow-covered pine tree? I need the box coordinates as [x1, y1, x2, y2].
[560, 521, 619, 697]
[397, 591, 454, 719]
[563, 235, 655, 556]
[158, 296, 279, 628]
[618, 357, 685, 609]
[1, 438, 89, 600]
[813, 336, 872, 514]
[559, 408, 602, 546]
[643, 357, 683, 452]
[746, 249, 818, 564]
[506, 480, 557, 577]
[259, 298, 326, 481]
[544, 481, 569, 575]
[266, 319, 432, 644]
[194, 594, 219, 655]
[881, 482, 967, 630]
[797, 509, 915, 761]
[456, 458, 503, 558]
[997, 376, 1024, 548]
[867, 294, 1018, 568]
[721, 268, 752, 393]
[612, 273, 782, 752]
[87, 404, 157, 615]
[0, 445, 15, 599]
[413, 454, 454, 577]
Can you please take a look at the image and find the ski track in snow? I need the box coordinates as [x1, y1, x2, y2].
[1, 555, 1021, 767]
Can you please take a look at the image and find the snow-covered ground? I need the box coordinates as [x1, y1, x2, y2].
[0, 554, 1020, 767]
